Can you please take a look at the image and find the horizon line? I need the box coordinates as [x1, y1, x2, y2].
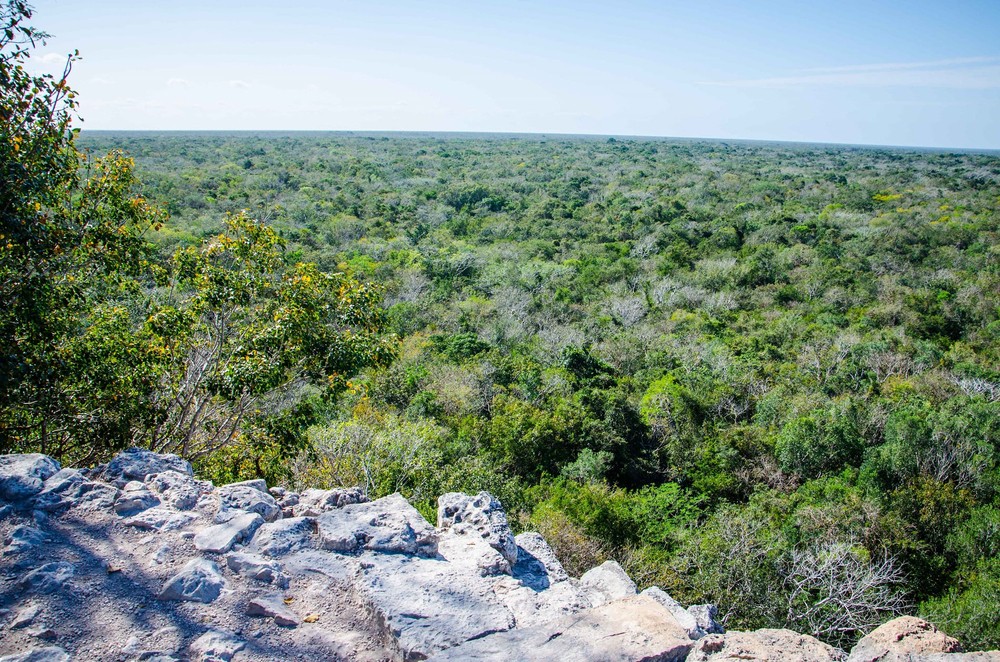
[75, 128, 1000, 155]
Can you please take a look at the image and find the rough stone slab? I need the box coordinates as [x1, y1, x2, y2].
[0, 647, 70, 662]
[101, 448, 192, 487]
[225, 551, 285, 585]
[439, 529, 510, 576]
[293, 486, 367, 516]
[114, 482, 161, 515]
[194, 512, 263, 554]
[217, 483, 281, 522]
[356, 552, 516, 661]
[4, 525, 48, 555]
[688, 603, 724, 636]
[145, 470, 208, 510]
[188, 630, 245, 661]
[9, 604, 41, 629]
[920, 655, 1000, 661]
[316, 493, 437, 557]
[158, 558, 225, 603]
[17, 562, 74, 594]
[491, 575, 591, 629]
[249, 516, 315, 557]
[246, 595, 300, 626]
[512, 532, 568, 590]
[579, 559, 637, 607]
[124, 507, 198, 531]
[848, 617, 963, 662]
[691, 629, 847, 662]
[438, 492, 517, 567]
[0, 454, 60, 501]
[428, 595, 692, 662]
[642, 586, 705, 639]
[31, 469, 85, 511]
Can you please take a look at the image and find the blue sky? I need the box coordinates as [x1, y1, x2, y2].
[27, 0, 1000, 148]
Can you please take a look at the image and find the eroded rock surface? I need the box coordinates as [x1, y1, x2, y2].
[690, 629, 847, 661]
[2, 450, 995, 662]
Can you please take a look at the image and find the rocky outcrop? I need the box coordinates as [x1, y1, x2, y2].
[846, 616, 1000, 662]
[690, 629, 847, 661]
[1, 449, 998, 661]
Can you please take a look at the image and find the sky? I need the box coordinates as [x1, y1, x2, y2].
[25, 0, 1000, 149]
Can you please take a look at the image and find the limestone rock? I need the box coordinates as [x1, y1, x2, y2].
[113, 481, 160, 515]
[316, 493, 437, 556]
[691, 629, 847, 661]
[642, 586, 706, 639]
[512, 531, 568, 590]
[439, 529, 510, 576]
[249, 516, 315, 557]
[848, 616, 963, 662]
[158, 558, 225, 603]
[101, 448, 192, 487]
[145, 470, 208, 510]
[124, 507, 198, 531]
[0, 454, 60, 501]
[4, 525, 47, 555]
[18, 562, 74, 594]
[217, 482, 281, 522]
[437, 491, 517, 567]
[246, 595, 300, 627]
[30, 469, 85, 511]
[8, 604, 41, 629]
[293, 486, 367, 516]
[579, 559, 637, 607]
[428, 595, 693, 662]
[194, 512, 263, 554]
[356, 552, 516, 660]
[0, 647, 69, 662]
[689, 603, 724, 636]
[225, 551, 286, 586]
[188, 630, 245, 662]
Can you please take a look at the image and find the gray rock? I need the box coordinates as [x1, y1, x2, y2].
[579, 559, 637, 607]
[194, 512, 263, 554]
[491, 574, 592, 628]
[642, 586, 705, 639]
[217, 482, 281, 522]
[9, 604, 41, 629]
[428, 595, 693, 662]
[0, 647, 69, 662]
[316, 493, 437, 556]
[145, 470, 207, 510]
[246, 594, 300, 626]
[438, 529, 510, 576]
[0, 454, 60, 501]
[71, 482, 119, 512]
[4, 525, 47, 555]
[225, 551, 286, 585]
[188, 630, 245, 662]
[848, 616, 963, 662]
[114, 481, 160, 515]
[102, 448, 192, 487]
[31, 469, 85, 511]
[512, 532, 568, 590]
[437, 492, 517, 567]
[293, 486, 367, 516]
[249, 516, 315, 557]
[18, 562, 74, 594]
[688, 603, 724, 636]
[158, 558, 225, 603]
[124, 507, 198, 531]
[356, 552, 516, 661]
[691, 629, 846, 661]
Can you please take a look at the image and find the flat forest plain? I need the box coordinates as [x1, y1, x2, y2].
[77, 131, 1000, 649]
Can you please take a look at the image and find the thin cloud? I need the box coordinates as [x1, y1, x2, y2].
[229, 80, 251, 88]
[701, 56, 1000, 89]
[40, 52, 68, 65]
[167, 78, 191, 87]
